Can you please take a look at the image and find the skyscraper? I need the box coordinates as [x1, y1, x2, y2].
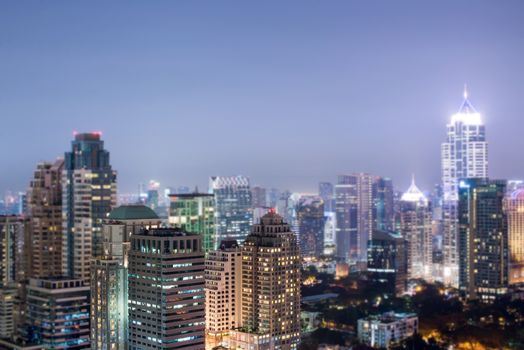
[128, 228, 205, 350]
[205, 239, 242, 347]
[251, 186, 267, 208]
[27, 159, 64, 278]
[318, 182, 334, 212]
[168, 193, 216, 252]
[373, 177, 395, 232]
[62, 132, 117, 283]
[91, 205, 161, 350]
[209, 176, 253, 244]
[399, 177, 433, 281]
[505, 189, 524, 284]
[230, 211, 301, 350]
[0, 215, 30, 285]
[296, 196, 325, 257]
[458, 178, 508, 302]
[441, 88, 488, 286]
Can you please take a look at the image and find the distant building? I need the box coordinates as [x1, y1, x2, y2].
[25, 278, 90, 349]
[27, 159, 64, 278]
[209, 176, 253, 244]
[399, 177, 433, 281]
[0, 215, 30, 285]
[318, 182, 334, 212]
[230, 211, 301, 350]
[458, 178, 508, 302]
[373, 177, 395, 232]
[205, 240, 242, 344]
[168, 193, 216, 252]
[357, 312, 418, 349]
[251, 186, 267, 208]
[506, 189, 524, 284]
[91, 205, 161, 350]
[441, 88, 488, 287]
[62, 132, 117, 283]
[128, 228, 205, 350]
[368, 230, 408, 296]
[296, 196, 325, 257]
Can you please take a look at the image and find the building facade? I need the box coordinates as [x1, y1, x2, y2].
[62, 132, 117, 283]
[0, 215, 29, 285]
[168, 193, 216, 252]
[27, 159, 64, 278]
[209, 176, 253, 245]
[296, 196, 325, 257]
[357, 312, 418, 349]
[205, 240, 242, 346]
[458, 178, 508, 302]
[505, 189, 524, 284]
[128, 228, 205, 350]
[230, 211, 301, 350]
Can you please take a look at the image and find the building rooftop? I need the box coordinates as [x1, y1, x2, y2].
[108, 205, 159, 220]
[168, 193, 213, 199]
[401, 175, 427, 203]
[136, 227, 199, 237]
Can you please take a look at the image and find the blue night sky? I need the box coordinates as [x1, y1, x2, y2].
[1, 1, 524, 194]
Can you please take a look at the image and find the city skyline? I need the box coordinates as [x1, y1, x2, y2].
[2, 1, 524, 194]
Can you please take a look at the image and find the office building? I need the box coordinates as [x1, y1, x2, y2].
[62, 132, 117, 283]
[168, 193, 216, 252]
[25, 278, 90, 349]
[441, 88, 488, 286]
[458, 178, 508, 302]
[506, 189, 524, 284]
[27, 159, 64, 278]
[318, 182, 334, 212]
[399, 177, 433, 281]
[367, 230, 408, 296]
[205, 240, 242, 346]
[230, 211, 301, 350]
[209, 176, 252, 244]
[373, 177, 395, 232]
[357, 312, 418, 349]
[296, 196, 325, 257]
[0, 215, 29, 285]
[128, 228, 205, 350]
[251, 186, 267, 208]
[91, 205, 160, 350]
[0, 287, 17, 339]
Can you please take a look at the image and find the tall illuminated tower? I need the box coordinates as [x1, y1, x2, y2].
[62, 132, 117, 283]
[441, 87, 488, 286]
[505, 189, 524, 285]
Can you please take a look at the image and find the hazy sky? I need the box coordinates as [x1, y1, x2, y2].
[1, 1, 524, 195]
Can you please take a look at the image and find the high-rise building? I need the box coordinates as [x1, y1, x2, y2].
[296, 196, 325, 257]
[367, 230, 408, 296]
[506, 189, 524, 285]
[205, 240, 242, 346]
[335, 174, 376, 263]
[27, 159, 64, 278]
[25, 278, 90, 349]
[373, 177, 395, 232]
[0, 287, 17, 339]
[318, 182, 334, 212]
[441, 88, 488, 286]
[458, 178, 508, 302]
[0, 215, 30, 285]
[128, 228, 205, 350]
[209, 176, 252, 244]
[91, 205, 161, 350]
[230, 211, 300, 350]
[62, 132, 117, 283]
[251, 186, 267, 208]
[399, 177, 433, 281]
[168, 193, 216, 252]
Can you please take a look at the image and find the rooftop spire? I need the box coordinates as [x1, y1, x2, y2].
[463, 83, 468, 100]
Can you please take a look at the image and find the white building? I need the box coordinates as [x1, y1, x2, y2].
[441, 87, 488, 286]
[205, 239, 242, 345]
[357, 312, 418, 349]
[399, 177, 433, 281]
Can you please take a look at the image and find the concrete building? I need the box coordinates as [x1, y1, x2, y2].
[399, 177, 433, 281]
[230, 211, 301, 350]
[128, 228, 205, 350]
[0, 215, 30, 285]
[26, 158, 64, 278]
[91, 205, 161, 350]
[62, 132, 117, 283]
[205, 240, 241, 346]
[458, 178, 508, 302]
[251, 186, 267, 208]
[357, 312, 418, 349]
[25, 278, 90, 349]
[209, 176, 253, 245]
[0, 287, 17, 339]
[506, 189, 524, 285]
[296, 196, 325, 257]
[168, 193, 216, 252]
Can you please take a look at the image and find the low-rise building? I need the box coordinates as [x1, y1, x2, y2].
[357, 312, 418, 349]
